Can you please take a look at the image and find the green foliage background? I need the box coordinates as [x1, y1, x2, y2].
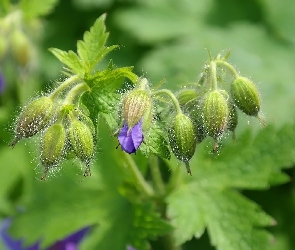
[1, 0, 295, 250]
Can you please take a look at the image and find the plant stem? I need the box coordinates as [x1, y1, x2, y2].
[64, 83, 90, 104]
[209, 61, 218, 90]
[50, 75, 80, 100]
[153, 89, 182, 114]
[149, 155, 166, 196]
[123, 153, 154, 197]
[215, 59, 239, 78]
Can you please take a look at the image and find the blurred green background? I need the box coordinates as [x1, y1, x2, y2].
[1, 0, 295, 249]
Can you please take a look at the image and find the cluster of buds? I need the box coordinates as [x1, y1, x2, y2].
[117, 53, 262, 175]
[11, 52, 263, 178]
[177, 52, 262, 151]
[10, 76, 95, 179]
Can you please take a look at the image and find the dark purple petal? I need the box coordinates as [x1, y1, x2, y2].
[47, 226, 90, 250]
[118, 121, 143, 154]
[118, 123, 136, 153]
[131, 122, 144, 150]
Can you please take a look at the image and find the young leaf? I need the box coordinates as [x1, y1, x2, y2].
[20, 0, 59, 19]
[77, 14, 118, 73]
[139, 123, 171, 160]
[49, 48, 84, 75]
[127, 202, 173, 250]
[85, 65, 137, 89]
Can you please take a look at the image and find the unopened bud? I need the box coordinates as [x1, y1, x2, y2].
[11, 30, 33, 66]
[10, 96, 54, 147]
[202, 90, 229, 139]
[40, 123, 66, 168]
[177, 89, 198, 106]
[74, 110, 96, 137]
[123, 84, 152, 129]
[186, 99, 206, 143]
[169, 113, 197, 164]
[230, 76, 260, 116]
[69, 120, 95, 165]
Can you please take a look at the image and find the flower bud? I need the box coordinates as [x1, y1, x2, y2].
[177, 89, 198, 106]
[10, 96, 54, 147]
[230, 76, 260, 116]
[186, 99, 206, 143]
[40, 123, 66, 168]
[123, 88, 152, 129]
[11, 30, 33, 66]
[69, 120, 95, 165]
[202, 90, 229, 139]
[169, 113, 197, 163]
[74, 109, 96, 137]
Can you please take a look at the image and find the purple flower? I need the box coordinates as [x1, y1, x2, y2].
[0, 218, 90, 250]
[118, 121, 144, 154]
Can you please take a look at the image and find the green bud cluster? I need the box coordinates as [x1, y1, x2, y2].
[176, 52, 263, 151]
[10, 76, 95, 179]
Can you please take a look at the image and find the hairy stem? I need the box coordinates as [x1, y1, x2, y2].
[215, 59, 239, 79]
[209, 61, 218, 90]
[149, 155, 166, 196]
[64, 82, 90, 104]
[153, 89, 182, 114]
[124, 153, 154, 197]
[50, 75, 80, 100]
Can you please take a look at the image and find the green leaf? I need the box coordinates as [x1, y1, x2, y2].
[261, 0, 295, 44]
[9, 173, 104, 247]
[86, 65, 137, 89]
[77, 14, 117, 73]
[49, 48, 84, 75]
[168, 184, 274, 249]
[140, 123, 171, 160]
[82, 201, 172, 250]
[166, 123, 295, 249]
[20, 0, 59, 19]
[113, 0, 214, 44]
[128, 202, 173, 250]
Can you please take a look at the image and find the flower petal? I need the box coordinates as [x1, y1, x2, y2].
[118, 123, 136, 154]
[130, 122, 143, 150]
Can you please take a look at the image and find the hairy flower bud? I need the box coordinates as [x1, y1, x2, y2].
[74, 110, 96, 137]
[202, 90, 229, 139]
[177, 89, 198, 106]
[11, 30, 33, 66]
[40, 123, 66, 168]
[169, 113, 197, 163]
[230, 76, 260, 116]
[10, 96, 54, 147]
[186, 99, 206, 143]
[69, 120, 94, 166]
[123, 88, 152, 129]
